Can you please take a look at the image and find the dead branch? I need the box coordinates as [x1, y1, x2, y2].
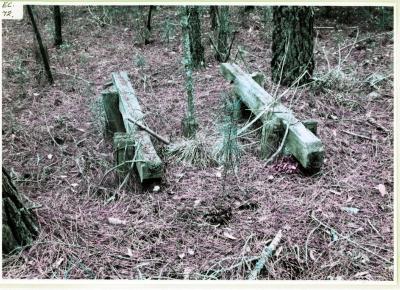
[248, 230, 282, 280]
[341, 129, 376, 141]
[126, 117, 170, 145]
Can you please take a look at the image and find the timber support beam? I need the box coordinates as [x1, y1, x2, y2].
[220, 63, 324, 173]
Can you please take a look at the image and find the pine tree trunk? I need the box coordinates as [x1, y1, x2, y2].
[144, 5, 154, 45]
[215, 6, 230, 62]
[27, 5, 54, 85]
[180, 8, 198, 137]
[2, 167, 39, 255]
[209, 6, 218, 31]
[53, 5, 62, 46]
[271, 6, 314, 86]
[187, 6, 204, 68]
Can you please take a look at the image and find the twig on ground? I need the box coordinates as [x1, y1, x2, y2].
[248, 230, 282, 280]
[341, 129, 376, 141]
[367, 117, 389, 133]
[367, 219, 384, 240]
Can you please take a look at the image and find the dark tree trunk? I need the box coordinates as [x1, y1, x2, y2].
[144, 5, 154, 45]
[2, 167, 39, 255]
[186, 6, 204, 68]
[209, 6, 218, 31]
[53, 5, 62, 46]
[27, 5, 54, 85]
[271, 6, 314, 86]
[215, 6, 230, 62]
[240, 6, 254, 28]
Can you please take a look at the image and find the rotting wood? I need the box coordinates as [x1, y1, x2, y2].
[112, 71, 163, 182]
[220, 63, 324, 172]
[102, 85, 125, 136]
[113, 132, 136, 178]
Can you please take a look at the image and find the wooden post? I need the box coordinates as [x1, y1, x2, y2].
[26, 5, 54, 85]
[102, 86, 125, 136]
[113, 132, 136, 178]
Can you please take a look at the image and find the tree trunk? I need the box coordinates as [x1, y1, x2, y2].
[216, 6, 229, 61]
[186, 6, 204, 68]
[144, 5, 154, 45]
[2, 167, 39, 255]
[53, 5, 62, 46]
[27, 5, 54, 85]
[180, 8, 198, 137]
[209, 6, 218, 31]
[271, 6, 314, 86]
[215, 6, 230, 62]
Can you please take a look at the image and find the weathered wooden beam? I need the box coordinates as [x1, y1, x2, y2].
[220, 63, 324, 172]
[112, 72, 163, 182]
[102, 85, 125, 136]
[113, 132, 136, 177]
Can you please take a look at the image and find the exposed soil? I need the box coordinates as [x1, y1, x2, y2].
[2, 6, 394, 280]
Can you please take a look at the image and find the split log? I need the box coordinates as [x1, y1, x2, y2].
[112, 71, 163, 182]
[220, 63, 324, 172]
[2, 167, 39, 254]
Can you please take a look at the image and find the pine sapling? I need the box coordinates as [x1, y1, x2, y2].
[180, 7, 198, 138]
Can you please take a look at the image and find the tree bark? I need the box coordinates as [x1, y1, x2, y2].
[271, 6, 314, 86]
[209, 6, 218, 31]
[215, 6, 230, 62]
[180, 8, 198, 137]
[186, 6, 204, 68]
[53, 5, 62, 46]
[144, 5, 154, 45]
[2, 167, 39, 255]
[27, 5, 54, 85]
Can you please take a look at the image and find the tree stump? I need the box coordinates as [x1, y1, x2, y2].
[2, 167, 39, 255]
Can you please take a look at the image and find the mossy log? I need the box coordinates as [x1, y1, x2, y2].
[220, 63, 324, 172]
[2, 167, 39, 255]
[111, 71, 163, 182]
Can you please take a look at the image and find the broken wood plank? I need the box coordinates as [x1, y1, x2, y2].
[112, 71, 163, 182]
[220, 63, 324, 172]
[102, 85, 125, 136]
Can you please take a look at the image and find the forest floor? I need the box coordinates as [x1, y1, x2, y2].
[2, 6, 394, 280]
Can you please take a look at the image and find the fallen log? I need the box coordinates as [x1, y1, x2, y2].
[220, 63, 324, 172]
[112, 71, 163, 182]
